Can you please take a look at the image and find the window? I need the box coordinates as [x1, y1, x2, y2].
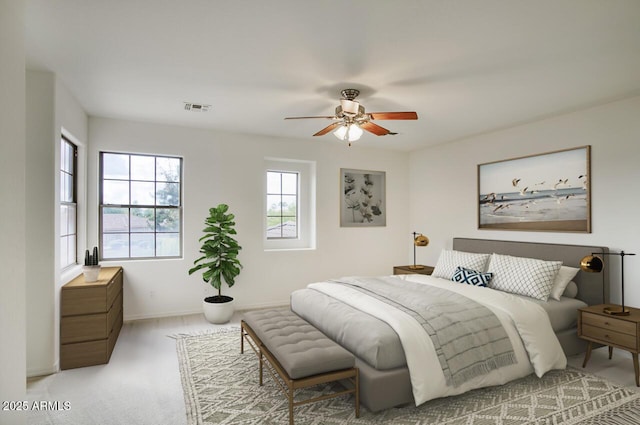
[264, 158, 316, 250]
[266, 171, 298, 239]
[60, 136, 77, 269]
[100, 152, 182, 260]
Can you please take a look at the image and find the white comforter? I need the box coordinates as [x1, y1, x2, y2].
[308, 274, 566, 406]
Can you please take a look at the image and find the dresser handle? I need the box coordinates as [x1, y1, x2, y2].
[604, 322, 610, 326]
[604, 334, 610, 339]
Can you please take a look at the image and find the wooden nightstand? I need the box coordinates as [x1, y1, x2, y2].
[393, 265, 434, 275]
[578, 304, 640, 387]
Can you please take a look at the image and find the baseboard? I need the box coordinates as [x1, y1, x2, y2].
[27, 364, 58, 378]
[123, 301, 289, 322]
[124, 308, 203, 322]
[237, 301, 289, 311]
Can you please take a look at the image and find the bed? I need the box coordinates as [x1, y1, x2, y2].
[290, 238, 609, 412]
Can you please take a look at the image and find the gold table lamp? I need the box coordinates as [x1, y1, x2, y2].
[580, 251, 635, 316]
[409, 232, 429, 270]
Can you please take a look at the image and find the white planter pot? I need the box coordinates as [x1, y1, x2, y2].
[82, 265, 101, 282]
[202, 297, 235, 324]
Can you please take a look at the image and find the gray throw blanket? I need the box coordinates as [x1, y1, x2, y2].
[330, 277, 516, 387]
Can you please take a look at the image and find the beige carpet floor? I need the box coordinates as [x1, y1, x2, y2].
[176, 327, 640, 425]
[24, 312, 639, 425]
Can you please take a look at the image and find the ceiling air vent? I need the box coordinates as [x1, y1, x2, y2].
[184, 102, 211, 112]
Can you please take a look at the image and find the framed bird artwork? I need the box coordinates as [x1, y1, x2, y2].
[478, 146, 591, 232]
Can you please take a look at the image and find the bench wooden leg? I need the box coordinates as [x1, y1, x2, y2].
[288, 385, 294, 425]
[240, 326, 244, 354]
[259, 349, 264, 386]
[355, 368, 360, 418]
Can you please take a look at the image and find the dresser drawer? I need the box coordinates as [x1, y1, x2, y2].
[107, 268, 123, 309]
[582, 312, 637, 336]
[61, 313, 109, 344]
[582, 324, 637, 350]
[60, 339, 108, 369]
[107, 291, 123, 333]
[61, 286, 108, 316]
[107, 312, 123, 362]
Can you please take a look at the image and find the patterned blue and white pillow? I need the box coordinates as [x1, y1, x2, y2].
[432, 249, 491, 280]
[452, 266, 493, 287]
[487, 253, 562, 301]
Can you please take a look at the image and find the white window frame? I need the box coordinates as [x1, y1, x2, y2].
[264, 158, 316, 251]
[99, 151, 183, 260]
[266, 170, 299, 240]
[60, 135, 77, 270]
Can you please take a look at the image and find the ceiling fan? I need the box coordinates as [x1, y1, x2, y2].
[285, 89, 418, 145]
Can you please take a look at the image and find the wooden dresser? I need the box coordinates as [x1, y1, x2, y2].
[578, 303, 639, 387]
[60, 266, 123, 370]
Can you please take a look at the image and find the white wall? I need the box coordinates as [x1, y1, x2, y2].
[53, 76, 89, 372]
[25, 70, 88, 377]
[409, 95, 640, 308]
[0, 0, 27, 424]
[88, 118, 411, 320]
[25, 71, 56, 377]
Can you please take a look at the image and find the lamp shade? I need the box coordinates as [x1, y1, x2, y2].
[333, 124, 348, 140]
[347, 123, 363, 141]
[414, 234, 429, 247]
[333, 123, 363, 143]
[580, 255, 604, 273]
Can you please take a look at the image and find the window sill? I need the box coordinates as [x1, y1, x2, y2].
[60, 264, 82, 285]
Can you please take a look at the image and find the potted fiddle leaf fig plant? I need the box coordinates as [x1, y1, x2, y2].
[188, 204, 242, 324]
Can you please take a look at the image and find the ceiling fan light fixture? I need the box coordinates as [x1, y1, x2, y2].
[333, 123, 363, 143]
[348, 123, 363, 140]
[333, 124, 348, 140]
[340, 99, 360, 115]
[284, 88, 417, 144]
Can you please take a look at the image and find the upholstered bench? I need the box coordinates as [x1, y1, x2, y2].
[241, 309, 359, 425]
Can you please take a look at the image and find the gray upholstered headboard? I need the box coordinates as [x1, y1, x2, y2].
[452, 238, 609, 306]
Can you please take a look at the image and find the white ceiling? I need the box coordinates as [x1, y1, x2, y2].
[25, 0, 640, 151]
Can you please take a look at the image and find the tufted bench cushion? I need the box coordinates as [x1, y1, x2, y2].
[243, 309, 355, 379]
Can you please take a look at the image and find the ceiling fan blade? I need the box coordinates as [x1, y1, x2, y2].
[368, 112, 418, 120]
[313, 122, 342, 136]
[284, 116, 335, 120]
[360, 122, 393, 136]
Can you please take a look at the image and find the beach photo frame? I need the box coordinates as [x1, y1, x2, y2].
[340, 168, 386, 227]
[478, 146, 591, 232]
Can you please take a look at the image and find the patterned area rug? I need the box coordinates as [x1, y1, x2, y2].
[175, 328, 640, 425]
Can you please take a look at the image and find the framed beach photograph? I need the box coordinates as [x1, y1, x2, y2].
[340, 169, 386, 227]
[478, 146, 591, 232]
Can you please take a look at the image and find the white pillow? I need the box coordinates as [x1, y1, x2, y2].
[562, 281, 579, 298]
[549, 266, 579, 301]
[487, 253, 562, 301]
[432, 249, 491, 280]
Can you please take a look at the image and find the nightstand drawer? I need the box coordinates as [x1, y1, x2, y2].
[582, 324, 637, 350]
[582, 312, 637, 336]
